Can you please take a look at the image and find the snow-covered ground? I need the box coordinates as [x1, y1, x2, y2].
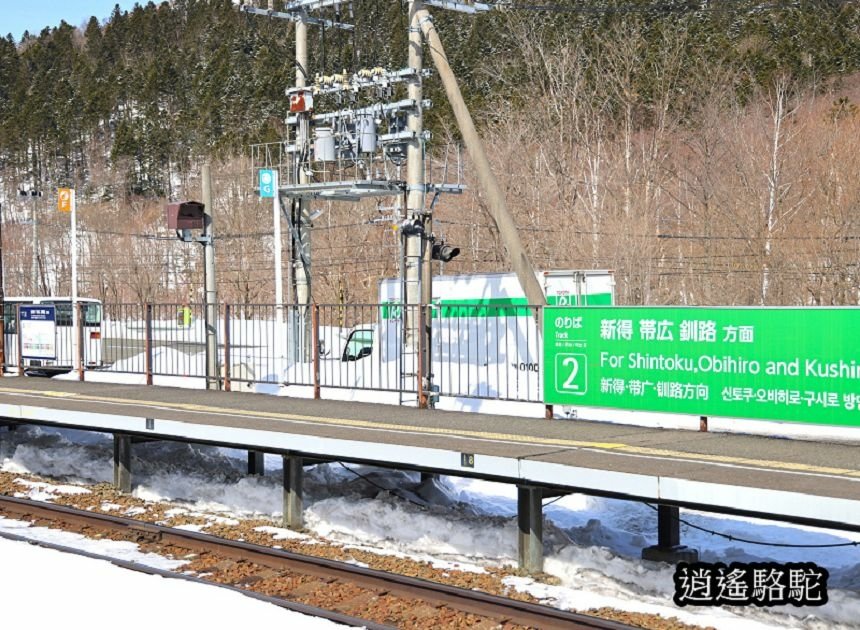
[0, 526, 347, 629]
[1, 423, 858, 629]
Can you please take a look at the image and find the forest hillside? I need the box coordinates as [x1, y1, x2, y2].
[0, 0, 858, 306]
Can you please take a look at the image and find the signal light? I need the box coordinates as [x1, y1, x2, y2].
[431, 241, 460, 263]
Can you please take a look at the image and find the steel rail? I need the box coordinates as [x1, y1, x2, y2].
[0, 494, 633, 630]
[0, 529, 390, 629]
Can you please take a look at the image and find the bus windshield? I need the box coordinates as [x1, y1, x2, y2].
[41, 301, 103, 327]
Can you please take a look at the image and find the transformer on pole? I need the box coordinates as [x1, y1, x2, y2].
[243, 0, 466, 405]
[242, 0, 541, 405]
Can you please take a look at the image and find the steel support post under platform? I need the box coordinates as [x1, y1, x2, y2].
[0, 423, 14, 455]
[248, 450, 265, 476]
[113, 434, 132, 494]
[642, 504, 699, 563]
[517, 485, 543, 574]
[283, 454, 303, 530]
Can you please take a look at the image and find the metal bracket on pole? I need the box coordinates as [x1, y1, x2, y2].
[239, 5, 354, 30]
[174, 229, 212, 245]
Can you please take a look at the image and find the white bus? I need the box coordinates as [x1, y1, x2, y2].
[2, 297, 103, 373]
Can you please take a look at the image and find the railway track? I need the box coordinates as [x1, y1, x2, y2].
[0, 495, 634, 630]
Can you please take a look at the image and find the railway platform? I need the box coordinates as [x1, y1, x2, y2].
[0, 378, 858, 571]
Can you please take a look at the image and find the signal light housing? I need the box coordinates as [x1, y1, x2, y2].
[431, 241, 460, 263]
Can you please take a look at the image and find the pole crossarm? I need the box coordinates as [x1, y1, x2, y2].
[284, 0, 353, 10]
[239, 5, 354, 30]
[423, 0, 492, 13]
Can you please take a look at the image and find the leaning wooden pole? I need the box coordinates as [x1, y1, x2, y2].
[415, 9, 547, 308]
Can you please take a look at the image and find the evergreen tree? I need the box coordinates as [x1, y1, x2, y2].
[0, 0, 857, 201]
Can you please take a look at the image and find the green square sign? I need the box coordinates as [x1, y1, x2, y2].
[555, 353, 588, 396]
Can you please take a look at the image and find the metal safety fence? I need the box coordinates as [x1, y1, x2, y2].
[1, 301, 545, 405]
[101, 303, 209, 382]
[432, 303, 543, 403]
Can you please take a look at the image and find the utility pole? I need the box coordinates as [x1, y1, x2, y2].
[415, 8, 547, 310]
[202, 165, 219, 390]
[71, 190, 79, 373]
[406, 0, 429, 405]
[273, 169, 284, 321]
[243, 2, 355, 364]
[294, 13, 313, 360]
[242, 2, 467, 407]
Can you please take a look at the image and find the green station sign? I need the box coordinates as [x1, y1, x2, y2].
[543, 307, 860, 426]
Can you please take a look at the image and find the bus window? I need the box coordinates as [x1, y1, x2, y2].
[83, 303, 102, 326]
[46, 302, 73, 326]
[42, 301, 102, 327]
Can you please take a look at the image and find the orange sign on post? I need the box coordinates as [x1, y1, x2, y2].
[58, 188, 73, 212]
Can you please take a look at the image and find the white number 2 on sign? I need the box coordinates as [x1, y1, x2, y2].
[556, 354, 587, 395]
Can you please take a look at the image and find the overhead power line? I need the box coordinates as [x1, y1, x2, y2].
[488, 0, 808, 15]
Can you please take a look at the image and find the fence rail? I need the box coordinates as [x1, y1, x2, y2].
[1, 302, 546, 406]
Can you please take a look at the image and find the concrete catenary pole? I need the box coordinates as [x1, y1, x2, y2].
[407, 0, 429, 401]
[273, 169, 284, 322]
[71, 190, 79, 372]
[202, 164, 219, 391]
[416, 10, 546, 308]
[295, 13, 313, 360]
